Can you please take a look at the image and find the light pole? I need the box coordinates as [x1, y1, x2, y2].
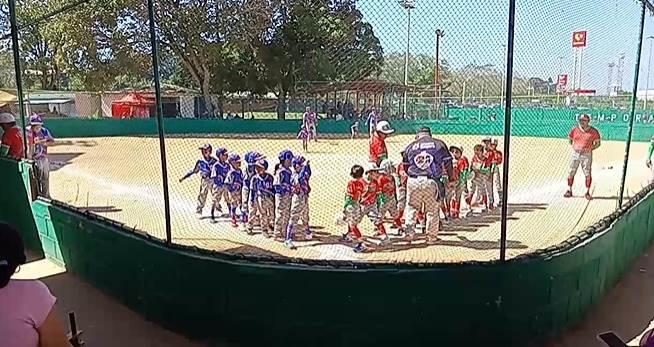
[435, 29, 445, 117]
[399, 0, 415, 117]
[645, 36, 654, 110]
[500, 44, 507, 107]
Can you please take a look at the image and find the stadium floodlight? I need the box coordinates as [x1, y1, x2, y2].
[398, 0, 416, 116]
[398, 0, 416, 9]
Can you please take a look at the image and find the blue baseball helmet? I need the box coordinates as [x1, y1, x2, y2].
[278, 149, 294, 162]
[255, 159, 269, 170]
[199, 144, 212, 152]
[29, 114, 44, 125]
[228, 153, 241, 162]
[292, 155, 306, 166]
[216, 147, 228, 156]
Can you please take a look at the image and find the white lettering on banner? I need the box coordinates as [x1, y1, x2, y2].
[413, 151, 434, 170]
[624, 114, 629, 122]
[610, 114, 617, 122]
[571, 113, 654, 123]
[597, 114, 605, 122]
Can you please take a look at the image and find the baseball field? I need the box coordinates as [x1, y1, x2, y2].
[45, 133, 652, 263]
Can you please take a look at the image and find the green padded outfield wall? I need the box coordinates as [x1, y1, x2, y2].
[2, 157, 654, 346]
[34, 107, 654, 142]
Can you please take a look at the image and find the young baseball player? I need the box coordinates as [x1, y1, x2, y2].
[350, 120, 360, 140]
[448, 145, 470, 219]
[179, 144, 217, 216]
[646, 135, 654, 185]
[286, 156, 312, 249]
[302, 107, 318, 142]
[225, 153, 244, 227]
[395, 151, 409, 231]
[249, 159, 275, 236]
[564, 114, 601, 200]
[274, 150, 294, 239]
[469, 144, 493, 211]
[297, 127, 309, 152]
[487, 139, 503, 206]
[342, 164, 367, 253]
[361, 163, 388, 243]
[378, 159, 399, 227]
[210, 147, 230, 222]
[241, 151, 264, 231]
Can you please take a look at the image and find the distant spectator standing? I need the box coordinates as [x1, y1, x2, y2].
[0, 112, 24, 159]
[0, 223, 71, 347]
[28, 114, 54, 198]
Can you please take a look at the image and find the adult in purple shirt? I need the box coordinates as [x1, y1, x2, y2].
[402, 127, 454, 242]
[28, 115, 54, 198]
[0, 223, 70, 347]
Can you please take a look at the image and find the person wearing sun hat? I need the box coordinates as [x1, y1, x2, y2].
[28, 114, 54, 198]
[369, 120, 395, 166]
[0, 112, 23, 159]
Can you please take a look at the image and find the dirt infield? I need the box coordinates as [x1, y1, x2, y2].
[47, 133, 652, 263]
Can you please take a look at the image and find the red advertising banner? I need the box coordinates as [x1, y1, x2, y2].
[557, 74, 568, 87]
[572, 31, 587, 48]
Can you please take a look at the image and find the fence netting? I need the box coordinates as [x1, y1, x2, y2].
[4, 0, 654, 263]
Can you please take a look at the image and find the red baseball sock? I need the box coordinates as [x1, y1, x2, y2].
[585, 176, 592, 189]
[351, 225, 362, 239]
[376, 224, 387, 235]
[482, 195, 488, 208]
[567, 176, 574, 188]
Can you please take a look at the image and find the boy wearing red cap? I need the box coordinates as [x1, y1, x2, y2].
[565, 114, 601, 200]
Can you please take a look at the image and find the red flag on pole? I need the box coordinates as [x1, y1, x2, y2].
[572, 31, 587, 48]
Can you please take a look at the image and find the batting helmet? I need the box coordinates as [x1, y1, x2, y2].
[216, 147, 228, 156]
[292, 156, 306, 166]
[255, 159, 269, 170]
[449, 144, 463, 153]
[199, 144, 212, 152]
[228, 153, 241, 162]
[29, 114, 43, 125]
[379, 159, 395, 175]
[278, 149, 294, 162]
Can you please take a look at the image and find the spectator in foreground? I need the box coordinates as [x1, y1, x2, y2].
[0, 223, 70, 347]
[0, 112, 24, 159]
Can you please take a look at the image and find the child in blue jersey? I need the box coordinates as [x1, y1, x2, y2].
[179, 144, 217, 215]
[286, 156, 312, 249]
[249, 159, 275, 236]
[210, 147, 230, 222]
[241, 151, 264, 232]
[225, 153, 244, 227]
[273, 150, 294, 239]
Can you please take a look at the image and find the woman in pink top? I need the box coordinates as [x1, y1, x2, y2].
[0, 223, 70, 347]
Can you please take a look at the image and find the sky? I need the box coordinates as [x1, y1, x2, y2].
[358, 0, 654, 94]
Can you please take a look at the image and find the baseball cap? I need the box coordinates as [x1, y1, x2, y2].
[490, 138, 499, 145]
[29, 114, 43, 125]
[376, 121, 395, 135]
[0, 113, 15, 124]
[199, 144, 212, 151]
[482, 136, 492, 143]
[379, 159, 395, 173]
[216, 147, 228, 156]
[449, 144, 463, 152]
[364, 162, 382, 173]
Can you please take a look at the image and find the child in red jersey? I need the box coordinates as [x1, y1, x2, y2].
[469, 144, 494, 212]
[485, 138, 503, 206]
[378, 159, 398, 231]
[342, 165, 366, 252]
[448, 145, 470, 219]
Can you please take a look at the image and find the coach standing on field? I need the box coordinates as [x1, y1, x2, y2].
[369, 120, 395, 165]
[402, 127, 454, 242]
[564, 113, 601, 200]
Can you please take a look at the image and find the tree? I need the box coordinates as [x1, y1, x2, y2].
[258, 0, 383, 119]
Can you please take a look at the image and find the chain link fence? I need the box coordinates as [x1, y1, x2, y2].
[3, 0, 654, 263]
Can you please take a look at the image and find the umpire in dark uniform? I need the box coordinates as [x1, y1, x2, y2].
[402, 127, 454, 242]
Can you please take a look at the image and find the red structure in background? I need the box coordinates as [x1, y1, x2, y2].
[111, 92, 156, 118]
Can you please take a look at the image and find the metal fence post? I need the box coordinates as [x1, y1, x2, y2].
[146, 0, 173, 245]
[499, 0, 517, 261]
[618, 0, 647, 207]
[8, 0, 28, 158]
